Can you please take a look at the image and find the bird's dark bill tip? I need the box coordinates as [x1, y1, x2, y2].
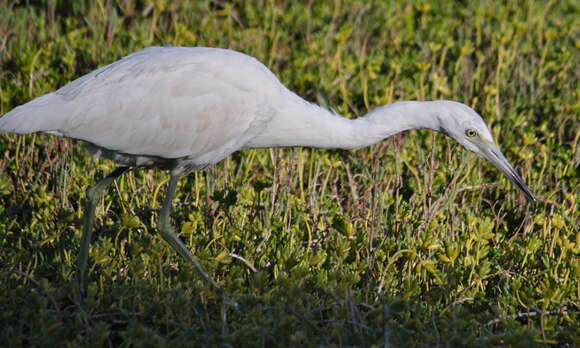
[487, 148, 537, 203]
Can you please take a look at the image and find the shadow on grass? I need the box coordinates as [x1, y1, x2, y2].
[2, 258, 573, 348]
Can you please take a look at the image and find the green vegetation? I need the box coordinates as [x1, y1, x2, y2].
[0, 0, 578, 346]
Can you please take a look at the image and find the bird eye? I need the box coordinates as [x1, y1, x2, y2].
[465, 129, 478, 138]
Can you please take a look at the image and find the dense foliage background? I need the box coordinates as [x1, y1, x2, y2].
[0, 0, 578, 346]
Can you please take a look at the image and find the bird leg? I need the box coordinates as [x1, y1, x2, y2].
[77, 166, 129, 302]
[157, 175, 235, 307]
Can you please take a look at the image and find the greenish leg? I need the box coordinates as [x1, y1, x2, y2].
[158, 175, 235, 308]
[77, 166, 129, 302]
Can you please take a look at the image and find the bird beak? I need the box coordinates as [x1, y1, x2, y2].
[478, 143, 537, 202]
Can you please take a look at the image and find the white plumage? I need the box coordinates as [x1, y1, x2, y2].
[0, 46, 536, 301]
[2, 47, 290, 172]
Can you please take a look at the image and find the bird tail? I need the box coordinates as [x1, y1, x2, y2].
[0, 93, 65, 134]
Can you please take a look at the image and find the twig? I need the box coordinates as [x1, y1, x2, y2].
[452, 297, 474, 306]
[485, 307, 569, 326]
[228, 253, 257, 272]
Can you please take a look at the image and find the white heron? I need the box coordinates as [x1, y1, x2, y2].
[0, 46, 536, 301]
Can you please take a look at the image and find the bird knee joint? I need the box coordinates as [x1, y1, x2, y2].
[85, 186, 101, 202]
[157, 219, 168, 232]
[157, 218, 175, 237]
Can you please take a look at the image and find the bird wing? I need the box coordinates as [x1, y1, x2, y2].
[0, 47, 283, 162]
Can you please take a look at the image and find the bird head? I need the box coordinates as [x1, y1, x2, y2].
[437, 101, 537, 202]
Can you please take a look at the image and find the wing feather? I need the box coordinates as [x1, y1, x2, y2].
[0, 47, 284, 161]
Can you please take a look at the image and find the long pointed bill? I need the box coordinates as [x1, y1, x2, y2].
[480, 145, 537, 202]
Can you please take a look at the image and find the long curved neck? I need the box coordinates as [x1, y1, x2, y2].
[247, 96, 446, 150]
